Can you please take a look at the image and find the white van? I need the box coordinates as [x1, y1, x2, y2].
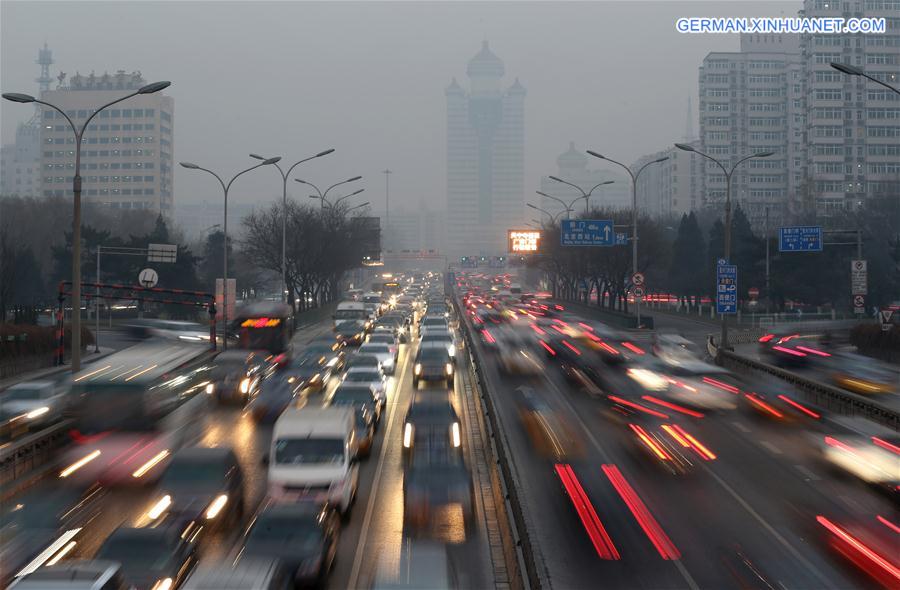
[334, 301, 369, 330]
[267, 407, 359, 513]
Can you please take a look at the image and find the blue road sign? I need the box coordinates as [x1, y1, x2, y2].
[779, 226, 822, 252]
[561, 219, 615, 246]
[615, 232, 627, 246]
[716, 263, 738, 314]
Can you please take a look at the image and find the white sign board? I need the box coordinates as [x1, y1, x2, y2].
[215, 278, 237, 322]
[850, 259, 867, 295]
[147, 243, 177, 263]
[880, 309, 894, 331]
[138, 268, 158, 288]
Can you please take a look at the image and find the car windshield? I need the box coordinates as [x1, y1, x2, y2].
[160, 459, 227, 490]
[247, 515, 323, 550]
[368, 336, 393, 344]
[409, 403, 455, 421]
[418, 348, 449, 361]
[346, 371, 380, 382]
[332, 388, 374, 404]
[98, 536, 173, 571]
[3, 386, 50, 401]
[274, 438, 344, 465]
[362, 345, 390, 354]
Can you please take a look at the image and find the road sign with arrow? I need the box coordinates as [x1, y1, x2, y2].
[561, 219, 615, 246]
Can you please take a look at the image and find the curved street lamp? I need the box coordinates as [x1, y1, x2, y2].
[332, 188, 366, 209]
[586, 151, 668, 328]
[180, 157, 281, 349]
[3, 80, 171, 372]
[548, 176, 615, 214]
[830, 62, 899, 95]
[296, 175, 363, 208]
[250, 149, 334, 303]
[527, 202, 567, 224]
[674, 143, 773, 350]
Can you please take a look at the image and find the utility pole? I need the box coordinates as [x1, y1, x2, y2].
[382, 169, 392, 251]
[765, 207, 770, 315]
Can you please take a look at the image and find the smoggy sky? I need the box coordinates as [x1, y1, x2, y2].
[1, 1, 799, 214]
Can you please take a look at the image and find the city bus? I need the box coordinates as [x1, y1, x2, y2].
[61, 342, 215, 485]
[233, 301, 294, 365]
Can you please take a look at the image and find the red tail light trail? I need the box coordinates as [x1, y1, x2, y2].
[816, 515, 900, 584]
[745, 393, 785, 419]
[776, 395, 821, 419]
[641, 396, 704, 418]
[602, 464, 681, 560]
[608, 395, 669, 420]
[554, 464, 620, 560]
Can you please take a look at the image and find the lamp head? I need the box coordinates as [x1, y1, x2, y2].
[346, 175, 363, 182]
[262, 157, 282, 165]
[2, 93, 36, 103]
[249, 153, 265, 160]
[755, 151, 775, 158]
[586, 150, 604, 159]
[674, 143, 695, 152]
[830, 62, 863, 76]
[316, 149, 336, 158]
[180, 162, 199, 169]
[137, 81, 171, 94]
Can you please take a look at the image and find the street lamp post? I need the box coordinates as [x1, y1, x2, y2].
[548, 176, 615, 215]
[535, 191, 575, 219]
[180, 157, 281, 350]
[586, 151, 668, 328]
[674, 143, 774, 350]
[4, 81, 171, 372]
[296, 176, 363, 209]
[346, 201, 371, 213]
[527, 202, 567, 224]
[331, 188, 366, 210]
[830, 62, 900, 95]
[250, 149, 335, 304]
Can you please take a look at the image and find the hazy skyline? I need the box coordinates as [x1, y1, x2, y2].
[1, 1, 800, 215]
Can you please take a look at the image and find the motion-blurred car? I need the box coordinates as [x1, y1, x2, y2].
[818, 417, 899, 492]
[404, 431, 474, 531]
[335, 320, 367, 347]
[402, 393, 461, 459]
[370, 540, 458, 590]
[145, 446, 245, 531]
[341, 367, 388, 406]
[94, 527, 195, 590]
[0, 380, 66, 433]
[358, 342, 397, 375]
[209, 350, 264, 405]
[515, 388, 583, 461]
[239, 503, 340, 588]
[344, 354, 382, 374]
[183, 559, 291, 590]
[497, 341, 542, 376]
[329, 384, 383, 423]
[829, 352, 897, 395]
[1, 484, 104, 587]
[352, 404, 376, 457]
[413, 343, 454, 388]
[247, 377, 298, 423]
[8, 561, 127, 590]
[420, 331, 458, 362]
[757, 331, 829, 367]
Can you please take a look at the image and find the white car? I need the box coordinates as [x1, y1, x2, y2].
[1, 380, 66, 429]
[342, 367, 388, 405]
[358, 342, 398, 375]
[818, 417, 899, 490]
[366, 332, 398, 349]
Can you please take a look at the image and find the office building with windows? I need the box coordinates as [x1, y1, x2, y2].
[698, 33, 804, 231]
[445, 42, 526, 257]
[800, 0, 900, 217]
[39, 70, 174, 214]
[632, 141, 703, 220]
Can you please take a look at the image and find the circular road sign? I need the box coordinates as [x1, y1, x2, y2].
[138, 268, 159, 288]
[632, 272, 645, 286]
[633, 286, 645, 298]
[852, 294, 865, 308]
[749, 287, 760, 298]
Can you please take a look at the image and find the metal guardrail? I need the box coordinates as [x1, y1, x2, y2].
[708, 336, 899, 432]
[0, 420, 71, 499]
[452, 294, 542, 590]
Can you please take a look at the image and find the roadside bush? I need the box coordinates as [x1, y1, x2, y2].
[0, 323, 94, 357]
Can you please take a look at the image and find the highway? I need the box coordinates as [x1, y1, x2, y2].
[454, 285, 899, 590]
[4, 313, 512, 588]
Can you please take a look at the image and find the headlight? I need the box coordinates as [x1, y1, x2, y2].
[414, 363, 422, 375]
[310, 373, 321, 383]
[451, 422, 461, 447]
[151, 579, 174, 590]
[25, 406, 50, 420]
[403, 423, 413, 448]
[147, 495, 172, 520]
[240, 378, 250, 394]
[205, 383, 215, 394]
[445, 363, 453, 375]
[205, 494, 228, 519]
[448, 345, 456, 357]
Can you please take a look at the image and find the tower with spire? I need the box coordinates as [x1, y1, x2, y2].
[445, 41, 526, 258]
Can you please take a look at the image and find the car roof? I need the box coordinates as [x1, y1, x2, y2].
[184, 560, 285, 590]
[9, 561, 121, 589]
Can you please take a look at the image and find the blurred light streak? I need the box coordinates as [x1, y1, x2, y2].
[776, 395, 820, 419]
[554, 463, 620, 560]
[642, 396, 704, 418]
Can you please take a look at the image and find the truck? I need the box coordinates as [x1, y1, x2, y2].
[333, 300, 369, 331]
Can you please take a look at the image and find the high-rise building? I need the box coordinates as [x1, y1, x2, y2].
[0, 44, 53, 198]
[632, 142, 703, 220]
[375, 202, 446, 254]
[800, 0, 900, 217]
[698, 33, 804, 231]
[445, 42, 525, 257]
[538, 142, 630, 218]
[39, 70, 174, 214]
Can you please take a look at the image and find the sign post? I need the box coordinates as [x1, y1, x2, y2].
[560, 219, 615, 246]
[778, 226, 823, 252]
[716, 261, 737, 315]
[851, 259, 867, 315]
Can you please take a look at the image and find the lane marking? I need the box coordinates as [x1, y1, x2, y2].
[346, 341, 412, 589]
[731, 421, 752, 434]
[760, 440, 784, 455]
[794, 465, 821, 481]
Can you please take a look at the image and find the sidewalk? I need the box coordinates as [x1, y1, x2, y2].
[0, 347, 118, 390]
